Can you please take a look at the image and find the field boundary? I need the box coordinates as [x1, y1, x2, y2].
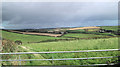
[0, 49, 119, 66]
[27, 36, 116, 44]
[0, 56, 118, 61]
[0, 49, 119, 55]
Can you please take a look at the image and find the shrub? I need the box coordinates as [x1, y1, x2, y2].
[2, 39, 17, 59]
[15, 40, 22, 45]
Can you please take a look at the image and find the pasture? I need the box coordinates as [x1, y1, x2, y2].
[18, 37, 118, 65]
[63, 33, 111, 38]
[100, 26, 118, 31]
[1, 26, 119, 65]
[2, 31, 66, 44]
[2, 29, 115, 44]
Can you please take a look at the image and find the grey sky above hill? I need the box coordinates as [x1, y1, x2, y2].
[2, 2, 118, 29]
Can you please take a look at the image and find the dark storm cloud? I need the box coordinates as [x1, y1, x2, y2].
[2, 2, 118, 29]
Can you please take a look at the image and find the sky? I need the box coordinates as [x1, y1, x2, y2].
[1, 2, 118, 29]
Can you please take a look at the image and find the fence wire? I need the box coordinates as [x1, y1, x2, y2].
[0, 56, 118, 61]
[0, 49, 119, 66]
[0, 49, 119, 55]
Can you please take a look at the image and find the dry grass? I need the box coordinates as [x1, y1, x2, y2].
[9, 30, 63, 37]
[68, 26, 100, 30]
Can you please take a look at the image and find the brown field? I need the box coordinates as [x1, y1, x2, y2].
[21, 32, 63, 37]
[9, 30, 63, 37]
[68, 26, 100, 30]
[4, 26, 101, 37]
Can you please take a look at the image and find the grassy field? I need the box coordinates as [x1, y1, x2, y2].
[100, 26, 118, 31]
[23, 37, 118, 51]
[2, 31, 67, 43]
[1, 26, 119, 65]
[19, 37, 118, 65]
[63, 33, 111, 38]
[2, 30, 114, 44]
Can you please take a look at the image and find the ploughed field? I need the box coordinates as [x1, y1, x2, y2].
[1, 26, 119, 65]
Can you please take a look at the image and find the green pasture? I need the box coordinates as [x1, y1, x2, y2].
[1, 26, 119, 65]
[2, 31, 67, 43]
[100, 26, 118, 31]
[2, 29, 115, 44]
[23, 37, 118, 51]
[19, 37, 118, 65]
[63, 33, 111, 38]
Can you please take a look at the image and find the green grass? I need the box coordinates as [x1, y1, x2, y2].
[100, 26, 118, 31]
[66, 29, 85, 32]
[2, 30, 114, 44]
[63, 33, 110, 38]
[67, 30, 116, 36]
[1, 27, 119, 65]
[40, 51, 118, 65]
[2, 31, 67, 43]
[20, 37, 118, 65]
[23, 37, 118, 51]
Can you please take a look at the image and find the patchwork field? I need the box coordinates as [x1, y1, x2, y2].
[1, 26, 119, 65]
[2, 31, 66, 43]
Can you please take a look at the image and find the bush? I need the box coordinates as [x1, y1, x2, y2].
[15, 40, 22, 45]
[2, 39, 17, 59]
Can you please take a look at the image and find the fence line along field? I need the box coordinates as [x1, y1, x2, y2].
[1, 26, 119, 65]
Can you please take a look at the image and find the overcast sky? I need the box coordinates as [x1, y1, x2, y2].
[2, 2, 118, 29]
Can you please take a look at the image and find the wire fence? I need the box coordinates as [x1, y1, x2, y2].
[0, 49, 119, 55]
[0, 56, 118, 62]
[0, 49, 119, 66]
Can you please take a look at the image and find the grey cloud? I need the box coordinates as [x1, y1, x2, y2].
[2, 2, 118, 29]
